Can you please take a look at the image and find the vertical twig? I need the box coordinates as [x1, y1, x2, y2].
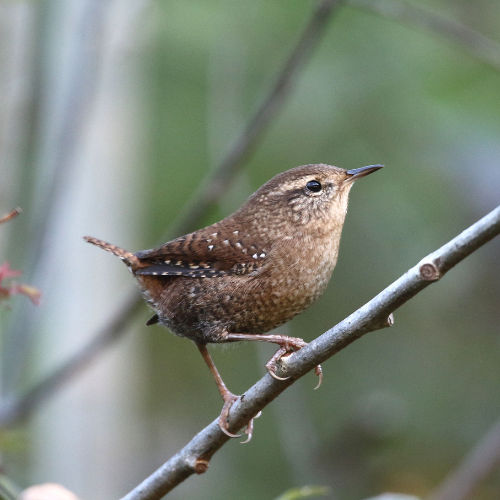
[2, 0, 113, 395]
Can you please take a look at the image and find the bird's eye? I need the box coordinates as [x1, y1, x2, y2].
[305, 180, 322, 193]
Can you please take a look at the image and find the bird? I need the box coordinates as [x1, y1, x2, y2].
[84, 163, 382, 441]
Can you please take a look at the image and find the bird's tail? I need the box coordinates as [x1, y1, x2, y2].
[83, 236, 140, 269]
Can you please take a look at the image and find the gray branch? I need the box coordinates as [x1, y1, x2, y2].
[121, 205, 500, 499]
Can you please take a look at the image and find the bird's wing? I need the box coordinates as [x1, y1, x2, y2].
[134, 223, 270, 278]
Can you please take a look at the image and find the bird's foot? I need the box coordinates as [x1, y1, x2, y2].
[219, 392, 260, 443]
[265, 338, 323, 389]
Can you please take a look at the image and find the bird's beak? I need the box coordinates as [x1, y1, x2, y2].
[346, 164, 383, 181]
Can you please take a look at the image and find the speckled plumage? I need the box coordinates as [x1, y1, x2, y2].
[134, 165, 350, 340]
[85, 162, 382, 438]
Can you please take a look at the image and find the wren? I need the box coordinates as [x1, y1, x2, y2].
[84, 163, 382, 440]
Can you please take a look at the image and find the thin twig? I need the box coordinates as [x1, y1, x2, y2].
[0, 208, 22, 225]
[171, 0, 344, 234]
[0, 0, 343, 429]
[426, 416, 500, 500]
[350, 0, 500, 72]
[121, 206, 500, 499]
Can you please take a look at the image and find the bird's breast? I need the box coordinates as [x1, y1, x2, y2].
[266, 231, 340, 304]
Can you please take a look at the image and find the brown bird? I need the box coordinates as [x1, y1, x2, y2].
[84, 163, 382, 441]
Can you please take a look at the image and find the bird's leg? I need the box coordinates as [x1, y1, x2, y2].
[196, 343, 256, 442]
[225, 333, 323, 389]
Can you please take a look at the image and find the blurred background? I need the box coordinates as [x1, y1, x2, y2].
[0, 0, 499, 499]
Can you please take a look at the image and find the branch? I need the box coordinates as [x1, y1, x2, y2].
[0, 0, 343, 429]
[170, 0, 344, 234]
[349, 0, 500, 72]
[0, 208, 22, 225]
[427, 415, 500, 500]
[0, 294, 142, 427]
[121, 206, 500, 499]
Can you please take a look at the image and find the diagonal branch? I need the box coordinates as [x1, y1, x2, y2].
[0, 294, 143, 427]
[0, 0, 344, 429]
[350, 0, 500, 72]
[171, 0, 344, 234]
[121, 205, 500, 499]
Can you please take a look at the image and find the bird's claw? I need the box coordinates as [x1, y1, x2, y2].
[266, 347, 291, 380]
[266, 341, 323, 388]
[218, 393, 259, 443]
[313, 364, 323, 389]
[219, 394, 241, 438]
[267, 369, 290, 381]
